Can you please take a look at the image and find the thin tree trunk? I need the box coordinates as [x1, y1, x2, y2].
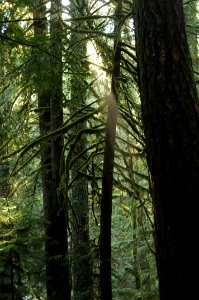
[33, 9, 52, 298]
[69, 2, 93, 299]
[0, 111, 12, 298]
[99, 1, 123, 299]
[131, 201, 142, 300]
[134, 0, 199, 299]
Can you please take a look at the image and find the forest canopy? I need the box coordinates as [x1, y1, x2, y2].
[0, 1, 198, 300]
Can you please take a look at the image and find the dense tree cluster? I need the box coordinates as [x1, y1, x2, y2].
[0, 0, 198, 299]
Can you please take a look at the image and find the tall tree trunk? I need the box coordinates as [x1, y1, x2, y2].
[0, 111, 9, 197]
[70, 130, 92, 300]
[134, 0, 199, 299]
[0, 112, 12, 300]
[33, 5, 52, 298]
[47, 1, 71, 298]
[99, 1, 123, 299]
[34, 1, 71, 299]
[69, 2, 93, 299]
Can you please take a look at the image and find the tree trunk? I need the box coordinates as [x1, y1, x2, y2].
[0, 112, 12, 300]
[34, 1, 71, 299]
[45, 1, 71, 299]
[131, 201, 142, 300]
[69, 2, 93, 299]
[99, 1, 123, 299]
[134, 0, 199, 299]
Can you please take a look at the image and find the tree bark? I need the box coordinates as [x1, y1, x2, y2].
[0, 113, 12, 300]
[45, 1, 71, 299]
[69, 2, 93, 299]
[99, 1, 123, 299]
[34, 1, 71, 299]
[134, 0, 199, 299]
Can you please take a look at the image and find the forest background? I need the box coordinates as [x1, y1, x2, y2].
[0, 0, 198, 300]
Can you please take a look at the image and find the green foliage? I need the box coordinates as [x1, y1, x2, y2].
[0, 0, 198, 299]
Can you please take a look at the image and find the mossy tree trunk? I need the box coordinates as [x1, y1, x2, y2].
[0, 112, 13, 300]
[34, 1, 71, 299]
[69, 1, 93, 299]
[135, 0, 199, 299]
[46, 1, 71, 298]
[99, 1, 123, 299]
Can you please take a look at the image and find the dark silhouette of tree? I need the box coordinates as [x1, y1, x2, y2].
[100, 1, 123, 299]
[34, 1, 71, 299]
[135, 0, 199, 299]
